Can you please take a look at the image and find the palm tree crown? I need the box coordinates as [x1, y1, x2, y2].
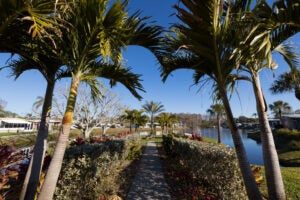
[269, 100, 292, 119]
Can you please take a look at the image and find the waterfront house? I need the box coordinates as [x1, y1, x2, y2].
[281, 114, 300, 130]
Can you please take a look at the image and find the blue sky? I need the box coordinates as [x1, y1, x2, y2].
[0, 0, 299, 118]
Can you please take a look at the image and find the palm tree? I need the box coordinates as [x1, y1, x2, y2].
[0, 0, 68, 53]
[232, 1, 300, 198]
[269, 100, 292, 119]
[38, 1, 162, 199]
[157, 0, 262, 199]
[157, 112, 177, 134]
[142, 101, 165, 134]
[208, 104, 224, 143]
[133, 110, 149, 132]
[122, 109, 138, 132]
[8, 46, 67, 200]
[270, 69, 300, 101]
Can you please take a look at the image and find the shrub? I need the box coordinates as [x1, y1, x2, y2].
[287, 140, 300, 151]
[162, 135, 247, 199]
[276, 128, 300, 140]
[54, 135, 139, 200]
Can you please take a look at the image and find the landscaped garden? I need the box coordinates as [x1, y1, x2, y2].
[1, 130, 300, 199]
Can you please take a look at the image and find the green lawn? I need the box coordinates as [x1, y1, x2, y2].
[259, 166, 300, 199]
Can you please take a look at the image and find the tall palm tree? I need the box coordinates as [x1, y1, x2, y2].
[269, 100, 292, 119]
[270, 69, 300, 101]
[8, 46, 66, 200]
[232, 1, 300, 198]
[157, 0, 262, 199]
[142, 101, 165, 133]
[208, 104, 224, 143]
[38, 1, 162, 199]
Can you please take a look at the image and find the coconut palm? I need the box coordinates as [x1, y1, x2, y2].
[142, 101, 165, 133]
[38, 1, 162, 199]
[269, 100, 292, 119]
[157, 0, 261, 198]
[270, 69, 300, 101]
[208, 104, 225, 143]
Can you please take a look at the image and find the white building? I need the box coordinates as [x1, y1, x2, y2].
[0, 118, 32, 132]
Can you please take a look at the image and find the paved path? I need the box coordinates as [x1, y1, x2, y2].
[126, 141, 171, 200]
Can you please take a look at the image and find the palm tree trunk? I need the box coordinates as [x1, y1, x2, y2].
[217, 114, 222, 143]
[251, 72, 286, 200]
[20, 81, 55, 200]
[38, 77, 80, 200]
[219, 86, 262, 200]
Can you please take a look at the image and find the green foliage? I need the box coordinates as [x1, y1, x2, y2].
[287, 140, 300, 151]
[126, 141, 142, 160]
[162, 135, 247, 199]
[276, 128, 300, 140]
[258, 167, 300, 199]
[54, 135, 139, 199]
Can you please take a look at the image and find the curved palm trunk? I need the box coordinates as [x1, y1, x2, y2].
[219, 86, 262, 200]
[251, 73, 286, 200]
[38, 76, 80, 200]
[217, 114, 222, 143]
[20, 80, 55, 200]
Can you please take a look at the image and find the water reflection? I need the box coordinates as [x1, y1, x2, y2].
[197, 128, 263, 165]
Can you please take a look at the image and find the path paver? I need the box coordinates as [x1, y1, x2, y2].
[126, 141, 171, 200]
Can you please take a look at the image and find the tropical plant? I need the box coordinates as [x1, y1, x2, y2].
[270, 69, 300, 101]
[207, 104, 225, 143]
[269, 100, 292, 119]
[157, 0, 262, 199]
[142, 101, 165, 133]
[122, 109, 146, 133]
[37, 1, 162, 199]
[157, 112, 178, 134]
[0, 0, 68, 53]
[231, 1, 300, 198]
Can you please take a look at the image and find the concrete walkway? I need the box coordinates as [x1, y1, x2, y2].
[126, 141, 171, 200]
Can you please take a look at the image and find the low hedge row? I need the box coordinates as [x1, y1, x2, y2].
[54, 135, 140, 200]
[163, 134, 247, 199]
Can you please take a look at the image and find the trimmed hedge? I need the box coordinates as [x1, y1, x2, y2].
[163, 134, 247, 199]
[54, 135, 140, 200]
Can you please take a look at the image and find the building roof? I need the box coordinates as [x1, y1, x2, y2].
[0, 118, 31, 124]
[282, 114, 300, 119]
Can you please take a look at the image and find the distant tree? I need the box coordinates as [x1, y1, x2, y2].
[270, 69, 300, 101]
[157, 112, 178, 134]
[207, 104, 225, 143]
[72, 86, 127, 138]
[269, 101, 292, 119]
[122, 109, 146, 132]
[134, 111, 149, 132]
[142, 101, 164, 133]
[0, 99, 7, 117]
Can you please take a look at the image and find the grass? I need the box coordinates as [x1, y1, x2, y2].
[258, 166, 300, 199]
[278, 151, 300, 167]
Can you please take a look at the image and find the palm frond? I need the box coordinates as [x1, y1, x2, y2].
[92, 62, 145, 100]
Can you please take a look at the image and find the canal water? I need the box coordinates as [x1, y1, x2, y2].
[196, 128, 264, 165]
